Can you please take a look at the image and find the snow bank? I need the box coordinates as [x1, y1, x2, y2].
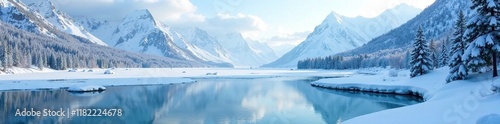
[312, 83, 427, 98]
[312, 68, 449, 100]
[477, 114, 500, 124]
[311, 68, 500, 124]
[67, 85, 106, 92]
[492, 77, 500, 92]
[68, 91, 104, 97]
[104, 69, 114, 74]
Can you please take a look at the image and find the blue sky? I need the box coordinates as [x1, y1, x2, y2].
[22, 0, 435, 50]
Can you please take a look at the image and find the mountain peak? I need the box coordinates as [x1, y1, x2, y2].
[381, 3, 422, 16]
[392, 3, 418, 10]
[225, 32, 244, 39]
[324, 11, 344, 24]
[192, 27, 205, 33]
[126, 9, 155, 20]
[28, 0, 55, 10]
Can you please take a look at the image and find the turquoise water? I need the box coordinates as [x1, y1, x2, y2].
[0, 78, 421, 124]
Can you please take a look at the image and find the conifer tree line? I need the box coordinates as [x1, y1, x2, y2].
[0, 22, 205, 73]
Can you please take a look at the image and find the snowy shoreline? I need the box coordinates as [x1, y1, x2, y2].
[311, 83, 426, 99]
[0, 77, 196, 91]
[311, 68, 500, 124]
[0, 68, 353, 91]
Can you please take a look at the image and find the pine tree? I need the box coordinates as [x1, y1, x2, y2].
[463, 0, 500, 77]
[26, 52, 32, 68]
[447, 11, 468, 83]
[12, 44, 20, 67]
[2, 41, 12, 72]
[429, 39, 439, 69]
[1, 41, 6, 72]
[431, 52, 438, 69]
[404, 50, 411, 69]
[440, 43, 449, 68]
[410, 26, 433, 78]
[37, 54, 44, 70]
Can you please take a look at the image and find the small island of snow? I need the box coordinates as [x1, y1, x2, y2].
[67, 85, 106, 92]
[104, 70, 114, 74]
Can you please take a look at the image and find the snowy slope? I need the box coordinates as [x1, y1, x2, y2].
[164, 26, 231, 63]
[264, 4, 422, 67]
[247, 39, 278, 63]
[77, 17, 119, 43]
[0, 0, 107, 46]
[217, 33, 277, 67]
[27, 1, 106, 46]
[0, 0, 52, 36]
[107, 9, 200, 61]
[339, 0, 473, 56]
[177, 27, 232, 63]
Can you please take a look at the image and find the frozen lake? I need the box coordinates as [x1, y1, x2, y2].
[0, 77, 421, 123]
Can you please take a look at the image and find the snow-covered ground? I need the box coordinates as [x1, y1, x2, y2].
[312, 67, 500, 124]
[0, 68, 353, 91]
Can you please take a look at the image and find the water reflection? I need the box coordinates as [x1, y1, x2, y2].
[0, 78, 421, 124]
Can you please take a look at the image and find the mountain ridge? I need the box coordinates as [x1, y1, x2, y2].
[337, 0, 472, 56]
[27, 0, 106, 46]
[263, 3, 422, 67]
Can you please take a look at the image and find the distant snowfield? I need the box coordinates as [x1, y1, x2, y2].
[0, 68, 353, 91]
[312, 68, 500, 124]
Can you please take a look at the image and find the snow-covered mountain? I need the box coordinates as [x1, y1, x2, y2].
[27, 1, 106, 45]
[263, 4, 422, 67]
[247, 39, 278, 64]
[78, 10, 236, 66]
[0, 0, 106, 45]
[76, 17, 120, 45]
[178, 27, 277, 66]
[103, 9, 199, 61]
[339, 0, 473, 56]
[79, 9, 233, 67]
[177, 27, 232, 63]
[217, 33, 278, 67]
[0, 0, 51, 35]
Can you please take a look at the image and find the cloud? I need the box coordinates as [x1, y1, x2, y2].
[338, 0, 433, 18]
[399, 0, 435, 9]
[200, 13, 268, 37]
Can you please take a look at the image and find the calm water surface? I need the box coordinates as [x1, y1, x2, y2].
[0, 78, 421, 124]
